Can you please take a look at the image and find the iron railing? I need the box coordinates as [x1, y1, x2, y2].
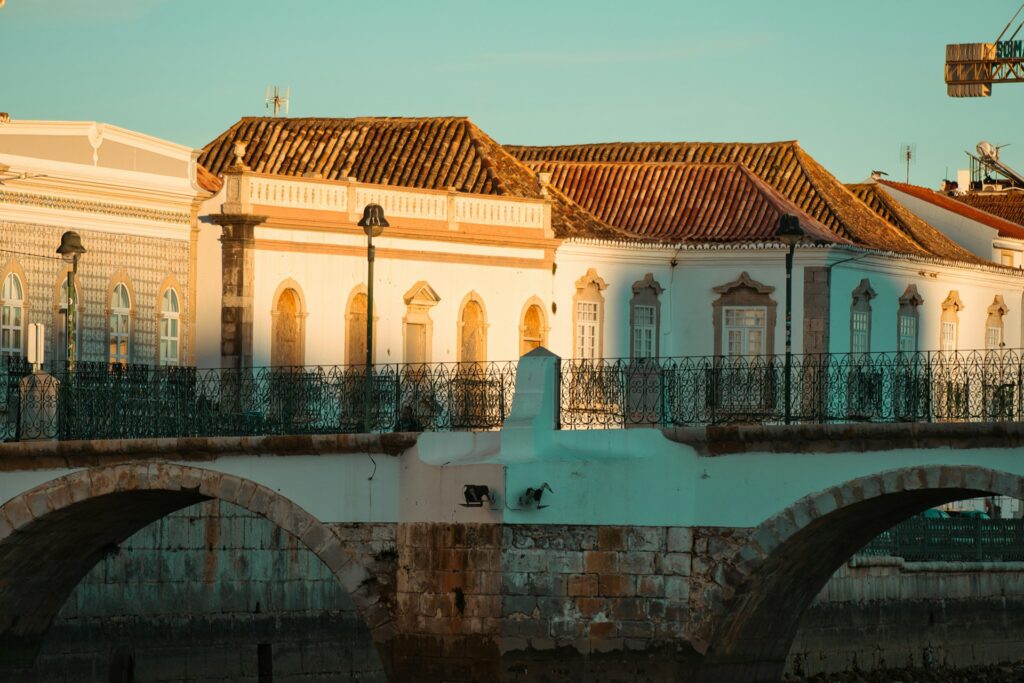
[559, 350, 1024, 428]
[859, 516, 1024, 562]
[2, 359, 516, 442]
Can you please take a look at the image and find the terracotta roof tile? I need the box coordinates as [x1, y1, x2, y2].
[196, 163, 223, 193]
[847, 183, 981, 263]
[507, 142, 946, 256]
[952, 192, 1024, 229]
[200, 116, 627, 240]
[200, 116, 545, 198]
[878, 179, 1024, 241]
[529, 161, 844, 244]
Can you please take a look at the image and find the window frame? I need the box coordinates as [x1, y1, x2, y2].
[109, 282, 132, 366]
[722, 305, 768, 357]
[1, 272, 25, 357]
[159, 288, 180, 366]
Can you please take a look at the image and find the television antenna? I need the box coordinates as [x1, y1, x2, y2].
[265, 86, 290, 117]
[898, 143, 917, 183]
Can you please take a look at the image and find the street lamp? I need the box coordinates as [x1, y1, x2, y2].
[56, 231, 86, 371]
[358, 204, 388, 431]
[775, 215, 804, 424]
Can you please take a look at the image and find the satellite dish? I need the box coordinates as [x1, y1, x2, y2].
[978, 141, 999, 161]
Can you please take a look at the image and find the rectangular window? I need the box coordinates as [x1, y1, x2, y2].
[632, 304, 656, 359]
[898, 314, 917, 352]
[722, 307, 766, 356]
[940, 321, 957, 352]
[160, 317, 179, 366]
[851, 310, 870, 354]
[986, 324, 1003, 350]
[576, 301, 599, 359]
[110, 313, 130, 365]
[1001, 250, 1016, 267]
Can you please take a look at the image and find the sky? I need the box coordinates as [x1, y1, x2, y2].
[2, 0, 1024, 184]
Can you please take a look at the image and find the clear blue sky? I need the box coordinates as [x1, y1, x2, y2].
[3, 0, 1024, 184]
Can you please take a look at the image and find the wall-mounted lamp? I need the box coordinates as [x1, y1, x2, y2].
[518, 483, 553, 510]
[461, 484, 496, 508]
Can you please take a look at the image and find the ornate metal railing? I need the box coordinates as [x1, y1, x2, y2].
[1, 358, 516, 442]
[559, 350, 1024, 428]
[859, 516, 1024, 562]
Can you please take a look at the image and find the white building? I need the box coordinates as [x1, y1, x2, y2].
[195, 119, 1024, 371]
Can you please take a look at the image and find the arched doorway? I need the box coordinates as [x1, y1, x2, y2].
[458, 295, 487, 365]
[519, 299, 547, 356]
[0, 463, 390, 677]
[696, 465, 1024, 683]
[271, 285, 305, 367]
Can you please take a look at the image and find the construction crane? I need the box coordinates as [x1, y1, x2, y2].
[946, 2, 1024, 96]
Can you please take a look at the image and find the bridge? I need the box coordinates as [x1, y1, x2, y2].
[2, 349, 1024, 682]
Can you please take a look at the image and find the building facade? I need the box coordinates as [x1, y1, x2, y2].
[0, 119, 214, 369]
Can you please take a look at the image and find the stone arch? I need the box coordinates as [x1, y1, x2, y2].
[457, 291, 488, 364]
[696, 464, 1024, 683]
[519, 296, 549, 356]
[0, 462, 391, 673]
[271, 278, 308, 367]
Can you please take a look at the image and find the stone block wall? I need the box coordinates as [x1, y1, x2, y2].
[30, 500, 385, 683]
[790, 556, 1024, 675]
[390, 523, 700, 682]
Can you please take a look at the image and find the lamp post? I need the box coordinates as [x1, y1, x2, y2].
[358, 204, 389, 431]
[775, 215, 804, 424]
[56, 231, 86, 372]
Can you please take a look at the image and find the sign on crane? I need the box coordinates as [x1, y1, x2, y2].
[946, 2, 1024, 96]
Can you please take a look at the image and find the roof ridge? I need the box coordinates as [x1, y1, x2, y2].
[527, 160, 747, 169]
[506, 140, 800, 149]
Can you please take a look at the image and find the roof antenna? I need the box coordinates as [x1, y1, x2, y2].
[899, 142, 917, 184]
[265, 86, 290, 117]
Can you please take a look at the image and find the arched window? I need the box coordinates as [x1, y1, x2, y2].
[1, 273, 24, 357]
[458, 294, 487, 364]
[519, 299, 547, 356]
[897, 285, 923, 353]
[850, 279, 875, 354]
[573, 269, 607, 360]
[271, 286, 304, 367]
[940, 291, 964, 353]
[109, 283, 131, 365]
[986, 295, 1009, 350]
[345, 289, 369, 366]
[159, 288, 180, 366]
[630, 274, 663, 360]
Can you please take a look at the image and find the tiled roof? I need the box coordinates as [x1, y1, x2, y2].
[529, 161, 843, 244]
[200, 116, 544, 197]
[507, 141, 951, 256]
[878, 179, 1024, 241]
[199, 116, 621, 239]
[847, 183, 980, 263]
[952, 192, 1024, 229]
[196, 163, 223, 193]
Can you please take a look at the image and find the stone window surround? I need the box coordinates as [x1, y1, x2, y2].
[572, 268, 608, 360]
[156, 274, 183, 367]
[106, 270, 137, 365]
[986, 295, 1010, 349]
[712, 272, 777, 357]
[897, 284, 924, 353]
[270, 278, 308, 367]
[344, 284, 378, 366]
[939, 290, 965, 352]
[403, 280, 441, 365]
[518, 296, 550, 356]
[630, 273, 664, 359]
[457, 291, 489, 364]
[0, 259, 28, 357]
[850, 278, 876, 354]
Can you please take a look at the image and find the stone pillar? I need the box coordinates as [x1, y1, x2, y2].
[802, 266, 830, 355]
[211, 214, 265, 371]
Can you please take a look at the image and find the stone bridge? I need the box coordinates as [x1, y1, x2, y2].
[3, 351, 1024, 682]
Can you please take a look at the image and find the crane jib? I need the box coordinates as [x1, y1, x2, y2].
[997, 40, 1024, 59]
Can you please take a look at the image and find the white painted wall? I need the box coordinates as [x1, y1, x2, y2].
[881, 185, 1005, 261]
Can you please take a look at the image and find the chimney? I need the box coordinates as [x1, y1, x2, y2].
[956, 168, 970, 193]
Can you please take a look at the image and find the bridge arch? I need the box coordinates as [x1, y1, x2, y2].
[697, 464, 1024, 683]
[0, 462, 392, 673]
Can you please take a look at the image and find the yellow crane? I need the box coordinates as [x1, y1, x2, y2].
[946, 2, 1024, 96]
